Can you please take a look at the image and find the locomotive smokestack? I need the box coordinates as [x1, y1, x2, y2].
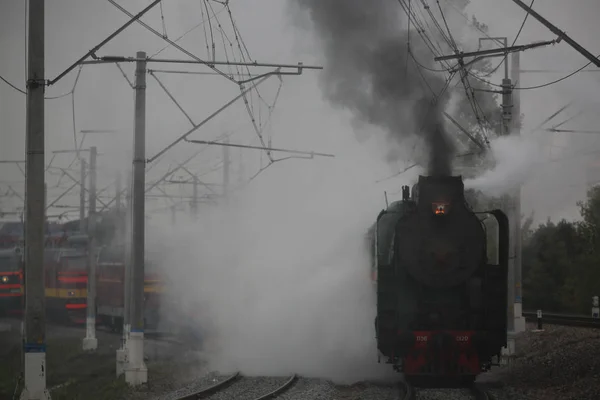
[293, 0, 455, 172]
[422, 103, 454, 177]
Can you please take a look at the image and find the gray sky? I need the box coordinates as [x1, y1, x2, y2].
[1, 0, 600, 225]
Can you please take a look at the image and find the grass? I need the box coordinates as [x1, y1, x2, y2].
[0, 332, 134, 400]
[0, 330, 197, 400]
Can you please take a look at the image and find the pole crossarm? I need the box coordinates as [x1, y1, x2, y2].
[51, 149, 91, 154]
[146, 71, 277, 163]
[83, 57, 320, 84]
[435, 39, 556, 63]
[47, 0, 162, 85]
[106, 0, 238, 84]
[185, 139, 336, 158]
[97, 149, 204, 213]
[54, 167, 109, 209]
[81, 57, 322, 71]
[545, 128, 600, 134]
[510, 0, 600, 68]
[179, 165, 219, 194]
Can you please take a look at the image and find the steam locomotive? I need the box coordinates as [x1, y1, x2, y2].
[367, 175, 508, 387]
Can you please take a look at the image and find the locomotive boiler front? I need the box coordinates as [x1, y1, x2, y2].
[395, 176, 486, 288]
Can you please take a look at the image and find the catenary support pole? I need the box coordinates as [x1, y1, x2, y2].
[117, 177, 132, 377]
[79, 158, 86, 232]
[223, 137, 230, 198]
[116, 172, 122, 215]
[500, 51, 515, 335]
[115, 171, 123, 243]
[125, 51, 148, 385]
[511, 52, 526, 333]
[20, 0, 51, 398]
[83, 146, 98, 350]
[191, 177, 198, 218]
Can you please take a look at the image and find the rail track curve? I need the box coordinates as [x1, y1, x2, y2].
[173, 372, 298, 400]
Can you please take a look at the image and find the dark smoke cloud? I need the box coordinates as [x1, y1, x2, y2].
[294, 0, 455, 175]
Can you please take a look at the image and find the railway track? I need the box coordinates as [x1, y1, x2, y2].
[400, 382, 492, 400]
[523, 310, 600, 328]
[173, 372, 298, 400]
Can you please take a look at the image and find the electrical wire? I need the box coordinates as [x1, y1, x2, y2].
[0, 75, 26, 94]
[397, 0, 454, 71]
[468, 57, 599, 90]
[482, 0, 534, 77]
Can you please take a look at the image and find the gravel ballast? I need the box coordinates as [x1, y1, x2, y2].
[142, 322, 600, 400]
[483, 323, 600, 400]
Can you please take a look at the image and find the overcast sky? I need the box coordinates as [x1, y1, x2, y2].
[1, 0, 600, 225]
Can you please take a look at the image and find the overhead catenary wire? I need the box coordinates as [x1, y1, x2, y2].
[468, 56, 599, 90]
[481, 0, 535, 77]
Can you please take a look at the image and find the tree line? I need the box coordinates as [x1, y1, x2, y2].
[521, 186, 600, 314]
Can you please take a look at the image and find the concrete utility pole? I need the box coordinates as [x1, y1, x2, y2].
[125, 51, 147, 385]
[191, 177, 198, 218]
[115, 171, 124, 243]
[170, 205, 176, 225]
[117, 178, 132, 377]
[238, 149, 244, 186]
[44, 184, 47, 224]
[116, 172, 122, 215]
[223, 138, 230, 198]
[21, 0, 51, 398]
[83, 146, 98, 351]
[500, 47, 515, 336]
[480, 36, 519, 335]
[79, 158, 86, 233]
[511, 52, 526, 333]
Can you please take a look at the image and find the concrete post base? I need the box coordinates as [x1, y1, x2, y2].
[116, 347, 128, 377]
[117, 323, 131, 377]
[83, 317, 97, 351]
[500, 336, 516, 366]
[20, 352, 51, 399]
[513, 303, 526, 333]
[125, 331, 147, 385]
[82, 337, 98, 351]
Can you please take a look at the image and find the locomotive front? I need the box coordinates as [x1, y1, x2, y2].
[396, 176, 486, 289]
[371, 175, 509, 387]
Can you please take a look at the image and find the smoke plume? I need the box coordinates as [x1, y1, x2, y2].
[152, 154, 399, 383]
[294, 0, 455, 175]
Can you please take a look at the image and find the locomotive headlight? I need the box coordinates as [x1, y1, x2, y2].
[432, 202, 450, 215]
[1, 276, 8, 283]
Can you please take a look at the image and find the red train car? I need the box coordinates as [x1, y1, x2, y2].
[45, 238, 89, 324]
[0, 222, 24, 316]
[97, 245, 166, 332]
[0, 248, 23, 316]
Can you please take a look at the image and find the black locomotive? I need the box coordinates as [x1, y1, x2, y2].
[367, 175, 509, 386]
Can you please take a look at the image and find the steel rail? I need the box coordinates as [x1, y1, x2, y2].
[523, 311, 600, 328]
[401, 381, 491, 400]
[175, 372, 241, 400]
[174, 373, 298, 400]
[255, 375, 298, 400]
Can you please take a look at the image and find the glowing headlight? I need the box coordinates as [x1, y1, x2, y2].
[1, 276, 8, 283]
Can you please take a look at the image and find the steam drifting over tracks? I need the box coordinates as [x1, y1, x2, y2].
[401, 382, 492, 400]
[172, 373, 298, 400]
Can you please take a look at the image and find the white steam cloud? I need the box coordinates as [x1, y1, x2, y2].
[149, 146, 399, 384]
[464, 134, 544, 196]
